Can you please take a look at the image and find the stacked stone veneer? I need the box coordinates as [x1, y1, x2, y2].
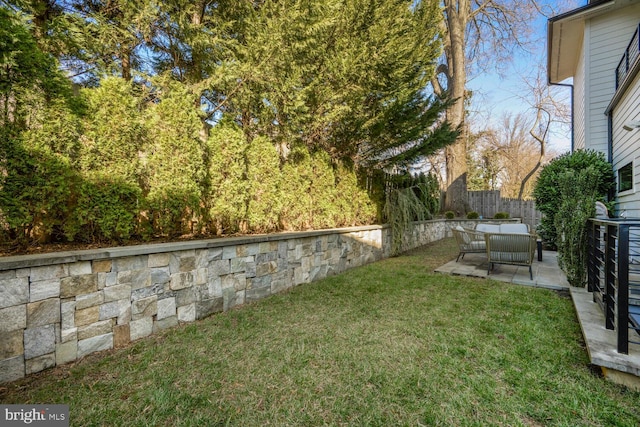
[0, 219, 519, 383]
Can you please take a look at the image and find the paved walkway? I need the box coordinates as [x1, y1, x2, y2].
[434, 250, 570, 291]
[434, 248, 640, 390]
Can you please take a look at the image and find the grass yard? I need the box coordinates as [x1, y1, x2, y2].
[2, 238, 639, 426]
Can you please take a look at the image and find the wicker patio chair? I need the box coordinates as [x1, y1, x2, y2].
[452, 227, 486, 262]
[485, 232, 537, 280]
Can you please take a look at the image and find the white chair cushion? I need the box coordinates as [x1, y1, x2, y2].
[499, 224, 529, 234]
[476, 224, 500, 233]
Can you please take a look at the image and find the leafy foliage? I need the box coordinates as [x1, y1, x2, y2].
[0, 8, 81, 247]
[280, 147, 315, 230]
[0, 138, 77, 246]
[207, 120, 250, 234]
[67, 174, 142, 243]
[80, 78, 145, 184]
[384, 173, 441, 255]
[144, 77, 207, 236]
[246, 135, 283, 232]
[1, 1, 454, 248]
[533, 150, 614, 249]
[0, 7, 73, 133]
[333, 164, 378, 227]
[555, 168, 600, 287]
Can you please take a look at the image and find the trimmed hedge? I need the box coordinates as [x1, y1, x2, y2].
[1, 79, 381, 247]
[533, 150, 614, 249]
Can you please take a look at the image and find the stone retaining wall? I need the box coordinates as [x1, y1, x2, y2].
[0, 219, 518, 383]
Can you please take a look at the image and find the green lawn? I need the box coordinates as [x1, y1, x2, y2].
[2, 238, 639, 426]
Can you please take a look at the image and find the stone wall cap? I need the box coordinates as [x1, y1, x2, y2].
[0, 225, 387, 271]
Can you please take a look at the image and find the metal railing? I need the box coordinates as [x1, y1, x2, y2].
[616, 24, 640, 89]
[587, 219, 640, 354]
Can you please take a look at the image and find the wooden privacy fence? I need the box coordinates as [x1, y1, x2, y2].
[467, 191, 542, 231]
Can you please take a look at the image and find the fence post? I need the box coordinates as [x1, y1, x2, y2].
[618, 224, 630, 354]
[605, 224, 617, 331]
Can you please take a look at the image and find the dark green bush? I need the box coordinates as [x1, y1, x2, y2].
[246, 135, 282, 233]
[0, 139, 77, 246]
[67, 175, 141, 243]
[445, 211, 455, 219]
[333, 164, 377, 227]
[555, 167, 600, 287]
[533, 150, 614, 249]
[494, 212, 510, 219]
[466, 211, 480, 219]
[382, 172, 441, 255]
[145, 78, 207, 236]
[414, 173, 440, 219]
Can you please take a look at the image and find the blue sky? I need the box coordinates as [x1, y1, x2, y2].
[464, 1, 579, 155]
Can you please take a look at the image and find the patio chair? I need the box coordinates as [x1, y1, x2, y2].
[451, 226, 486, 262]
[485, 232, 537, 280]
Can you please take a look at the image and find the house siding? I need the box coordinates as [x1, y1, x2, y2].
[574, 42, 586, 151]
[584, 5, 640, 155]
[612, 68, 640, 217]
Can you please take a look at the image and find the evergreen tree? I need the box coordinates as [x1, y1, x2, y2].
[71, 77, 145, 242]
[68, 0, 157, 81]
[246, 135, 283, 233]
[207, 120, 249, 234]
[308, 151, 338, 229]
[219, 0, 456, 166]
[0, 7, 81, 245]
[80, 77, 145, 184]
[280, 146, 315, 230]
[144, 76, 207, 236]
[333, 163, 377, 227]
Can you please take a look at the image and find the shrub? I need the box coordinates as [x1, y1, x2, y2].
[207, 120, 249, 234]
[445, 211, 455, 219]
[80, 77, 144, 184]
[280, 147, 314, 230]
[555, 167, 600, 287]
[66, 174, 141, 243]
[385, 186, 426, 255]
[246, 135, 282, 233]
[0, 138, 77, 246]
[333, 164, 377, 227]
[533, 150, 614, 249]
[145, 78, 207, 236]
[466, 211, 480, 219]
[308, 151, 338, 229]
[494, 212, 510, 219]
[414, 173, 440, 219]
[384, 172, 442, 255]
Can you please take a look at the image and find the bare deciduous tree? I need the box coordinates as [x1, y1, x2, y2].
[428, 0, 561, 213]
[516, 66, 571, 201]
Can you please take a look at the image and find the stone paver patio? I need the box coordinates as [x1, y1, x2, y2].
[434, 250, 570, 291]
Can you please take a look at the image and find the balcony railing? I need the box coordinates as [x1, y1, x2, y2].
[587, 219, 640, 354]
[616, 24, 640, 89]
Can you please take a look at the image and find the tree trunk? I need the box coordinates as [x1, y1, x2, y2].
[121, 49, 132, 81]
[31, 0, 55, 50]
[444, 139, 468, 214]
[443, 0, 469, 214]
[518, 102, 548, 201]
